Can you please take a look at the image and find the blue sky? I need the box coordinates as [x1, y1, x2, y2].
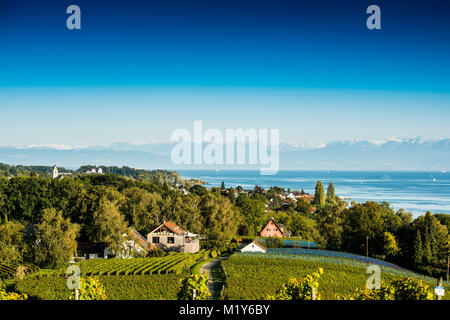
[1, 0, 449, 146]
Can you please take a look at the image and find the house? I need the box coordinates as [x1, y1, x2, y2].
[240, 240, 266, 253]
[259, 218, 285, 238]
[286, 192, 297, 201]
[85, 167, 103, 174]
[147, 221, 199, 253]
[76, 242, 108, 259]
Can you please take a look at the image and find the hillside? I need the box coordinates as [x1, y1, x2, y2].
[222, 249, 450, 300]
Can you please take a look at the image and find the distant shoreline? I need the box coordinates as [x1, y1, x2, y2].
[177, 169, 450, 217]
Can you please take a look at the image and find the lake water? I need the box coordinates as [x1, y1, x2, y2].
[177, 170, 450, 217]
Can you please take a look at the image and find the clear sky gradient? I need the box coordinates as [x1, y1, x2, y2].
[1, 0, 449, 146]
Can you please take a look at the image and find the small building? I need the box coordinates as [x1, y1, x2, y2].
[76, 242, 108, 259]
[147, 221, 199, 253]
[259, 218, 285, 238]
[240, 240, 266, 253]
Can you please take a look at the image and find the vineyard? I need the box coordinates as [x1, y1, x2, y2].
[78, 251, 210, 276]
[16, 274, 183, 300]
[0, 263, 39, 280]
[222, 251, 450, 300]
[15, 251, 212, 300]
[256, 248, 411, 272]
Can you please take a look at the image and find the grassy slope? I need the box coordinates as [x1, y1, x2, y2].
[222, 253, 450, 300]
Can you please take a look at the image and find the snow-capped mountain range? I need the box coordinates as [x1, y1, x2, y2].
[1, 137, 449, 171]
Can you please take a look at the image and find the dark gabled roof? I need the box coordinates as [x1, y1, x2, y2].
[76, 242, 106, 255]
[259, 217, 285, 236]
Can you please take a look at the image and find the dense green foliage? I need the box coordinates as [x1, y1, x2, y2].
[0, 280, 28, 300]
[69, 276, 107, 300]
[0, 163, 183, 185]
[315, 200, 449, 277]
[344, 277, 433, 300]
[0, 172, 239, 268]
[0, 164, 448, 296]
[266, 268, 323, 300]
[33, 208, 79, 267]
[177, 273, 211, 300]
[314, 181, 325, 206]
[326, 183, 335, 203]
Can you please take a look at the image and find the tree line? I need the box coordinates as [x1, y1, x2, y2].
[0, 172, 448, 279]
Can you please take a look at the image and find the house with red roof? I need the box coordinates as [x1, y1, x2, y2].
[259, 218, 285, 238]
[146, 221, 199, 253]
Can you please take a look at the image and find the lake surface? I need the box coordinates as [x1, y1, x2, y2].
[177, 170, 450, 217]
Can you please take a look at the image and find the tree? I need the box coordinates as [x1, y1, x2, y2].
[189, 184, 208, 197]
[396, 208, 413, 225]
[220, 181, 226, 191]
[33, 208, 79, 267]
[434, 213, 450, 231]
[296, 198, 312, 217]
[235, 196, 266, 236]
[411, 211, 449, 268]
[89, 197, 129, 255]
[341, 202, 385, 256]
[383, 231, 400, 258]
[412, 230, 423, 266]
[314, 203, 345, 250]
[326, 182, 335, 203]
[228, 187, 236, 204]
[122, 187, 161, 233]
[0, 221, 27, 265]
[422, 232, 432, 265]
[0, 193, 7, 223]
[200, 194, 241, 247]
[314, 181, 325, 206]
[177, 273, 211, 300]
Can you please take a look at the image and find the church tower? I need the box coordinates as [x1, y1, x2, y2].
[52, 164, 58, 179]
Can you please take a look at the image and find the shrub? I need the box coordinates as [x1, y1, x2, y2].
[0, 280, 28, 300]
[348, 282, 395, 300]
[339, 278, 433, 300]
[69, 276, 107, 300]
[147, 247, 167, 257]
[266, 268, 323, 300]
[264, 238, 284, 248]
[391, 278, 433, 300]
[177, 273, 211, 300]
